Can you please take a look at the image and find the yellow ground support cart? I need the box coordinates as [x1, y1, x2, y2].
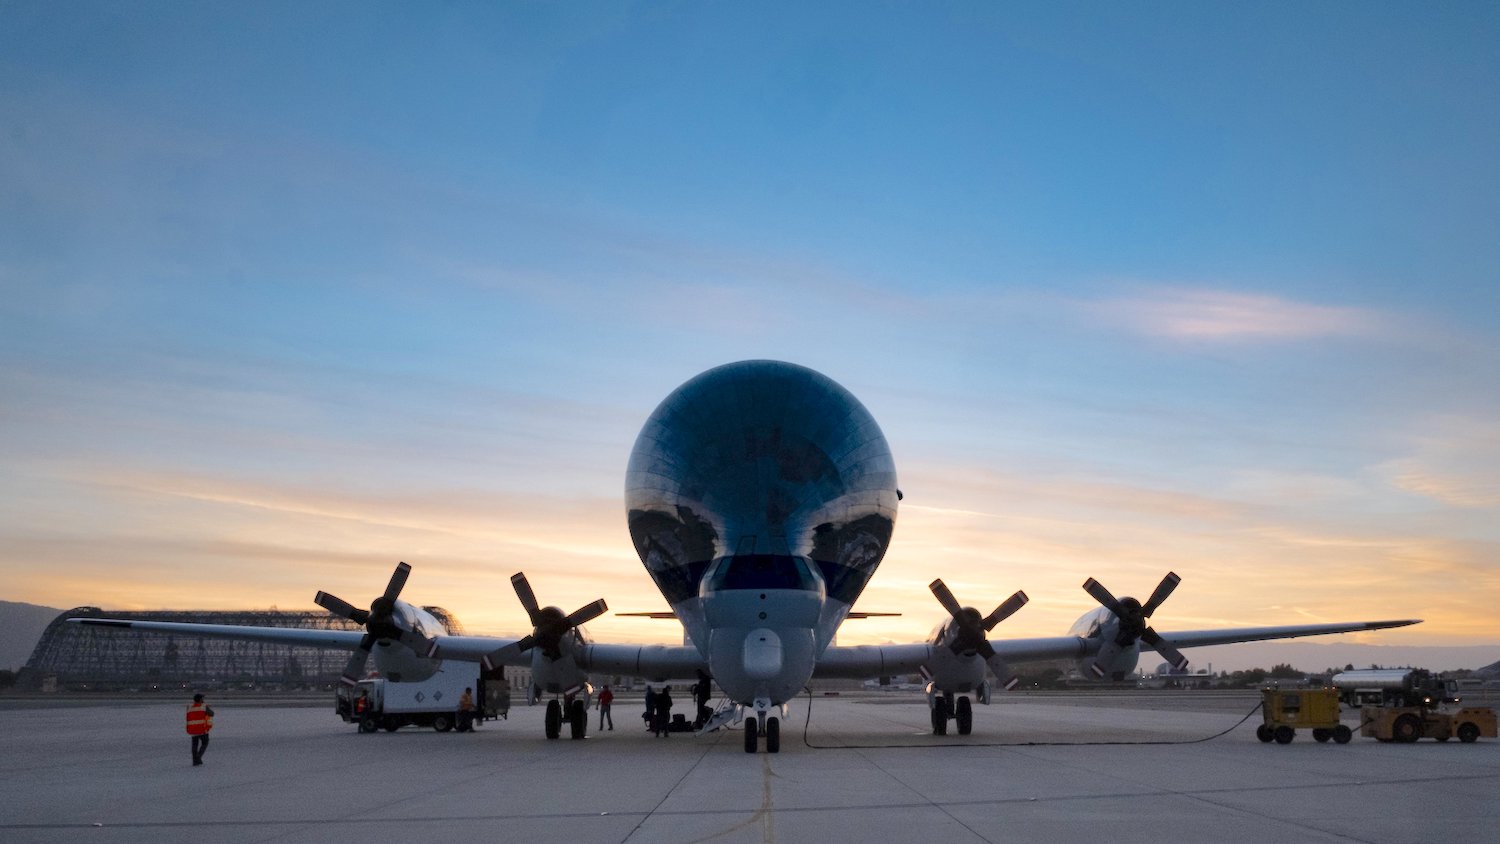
[1258, 687, 1352, 744]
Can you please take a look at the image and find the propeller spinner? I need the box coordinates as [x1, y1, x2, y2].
[314, 562, 435, 686]
[1081, 571, 1189, 678]
[929, 579, 1029, 690]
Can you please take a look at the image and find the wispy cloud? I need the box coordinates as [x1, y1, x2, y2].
[1379, 415, 1500, 508]
[1085, 287, 1382, 342]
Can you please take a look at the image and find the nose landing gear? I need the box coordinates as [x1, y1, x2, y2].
[742, 699, 784, 753]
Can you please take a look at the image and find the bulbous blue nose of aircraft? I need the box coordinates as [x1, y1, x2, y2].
[625, 360, 899, 610]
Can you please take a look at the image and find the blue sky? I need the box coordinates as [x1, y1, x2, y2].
[2, 3, 1497, 668]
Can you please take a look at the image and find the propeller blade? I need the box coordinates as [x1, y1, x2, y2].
[511, 572, 542, 625]
[1141, 571, 1181, 617]
[314, 591, 369, 625]
[513, 634, 537, 653]
[563, 599, 608, 629]
[382, 562, 411, 601]
[986, 654, 1021, 691]
[1082, 577, 1123, 616]
[479, 641, 526, 672]
[340, 634, 375, 685]
[929, 579, 963, 618]
[982, 590, 1029, 631]
[1141, 628, 1190, 672]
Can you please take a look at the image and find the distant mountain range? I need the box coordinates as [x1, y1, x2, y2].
[1, 600, 64, 672]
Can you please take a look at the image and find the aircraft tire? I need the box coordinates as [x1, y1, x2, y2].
[545, 700, 562, 740]
[744, 717, 759, 753]
[932, 697, 949, 736]
[1273, 725, 1294, 744]
[1333, 725, 1353, 744]
[956, 696, 973, 736]
[766, 717, 780, 753]
[569, 699, 587, 739]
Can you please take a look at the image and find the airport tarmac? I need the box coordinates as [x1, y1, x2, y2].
[2, 690, 1497, 843]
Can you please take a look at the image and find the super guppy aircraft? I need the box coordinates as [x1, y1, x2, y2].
[74, 360, 1419, 752]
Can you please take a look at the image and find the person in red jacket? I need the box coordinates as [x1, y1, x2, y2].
[597, 685, 614, 731]
[186, 693, 214, 766]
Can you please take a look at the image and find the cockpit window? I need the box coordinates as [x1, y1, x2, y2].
[704, 554, 823, 593]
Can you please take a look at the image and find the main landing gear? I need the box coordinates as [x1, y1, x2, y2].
[544, 698, 589, 740]
[930, 692, 973, 736]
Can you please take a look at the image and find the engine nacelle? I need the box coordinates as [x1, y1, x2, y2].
[924, 619, 989, 693]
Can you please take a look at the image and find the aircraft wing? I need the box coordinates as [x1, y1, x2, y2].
[69, 618, 365, 649]
[1154, 619, 1422, 650]
[580, 643, 707, 681]
[69, 616, 550, 670]
[814, 637, 1089, 679]
[811, 619, 1420, 680]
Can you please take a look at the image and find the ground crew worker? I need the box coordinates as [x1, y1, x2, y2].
[186, 693, 214, 766]
[354, 691, 369, 717]
[458, 687, 475, 732]
[694, 670, 713, 726]
[654, 686, 673, 737]
[597, 685, 614, 731]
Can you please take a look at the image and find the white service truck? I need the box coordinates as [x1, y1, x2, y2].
[335, 661, 507, 732]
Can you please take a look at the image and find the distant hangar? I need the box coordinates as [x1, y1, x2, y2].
[18, 606, 464, 691]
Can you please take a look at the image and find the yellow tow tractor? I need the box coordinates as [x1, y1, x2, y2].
[1258, 687, 1352, 745]
[1361, 705, 1497, 743]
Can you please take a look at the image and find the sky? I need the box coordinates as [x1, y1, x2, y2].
[2, 3, 1497, 672]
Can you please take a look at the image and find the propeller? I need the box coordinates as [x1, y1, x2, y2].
[1081, 571, 1189, 678]
[314, 562, 434, 685]
[509, 572, 607, 661]
[928, 579, 1029, 690]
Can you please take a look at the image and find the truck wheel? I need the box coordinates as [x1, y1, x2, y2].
[569, 699, 587, 740]
[1256, 724, 1274, 743]
[1393, 714, 1421, 743]
[743, 716, 758, 753]
[1312, 728, 1330, 743]
[545, 700, 562, 739]
[432, 714, 453, 733]
[1274, 726, 1295, 744]
[359, 716, 378, 734]
[932, 697, 950, 736]
[382, 716, 401, 732]
[1457, 723, 1480, 743]
[1333, 725, 1353, 744]
[956, 697, 973, 736]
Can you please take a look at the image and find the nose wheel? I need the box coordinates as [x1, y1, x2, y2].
[742, 703, 783, 753]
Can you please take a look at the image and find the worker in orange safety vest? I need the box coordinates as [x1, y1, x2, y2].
[186, 693, 214, 766]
